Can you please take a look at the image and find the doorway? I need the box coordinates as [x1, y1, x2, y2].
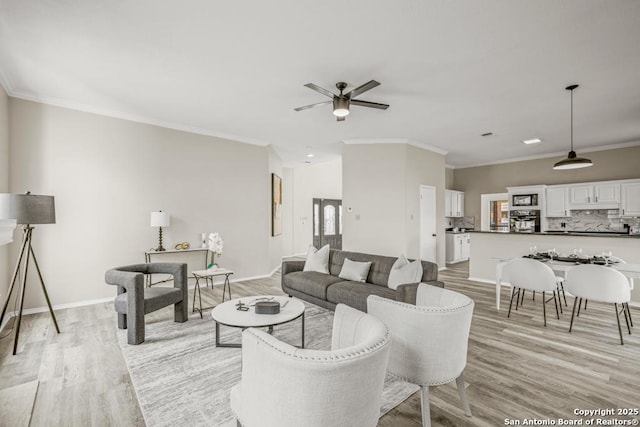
[312, 198, 342, 249]
[419, 185, 437, 263]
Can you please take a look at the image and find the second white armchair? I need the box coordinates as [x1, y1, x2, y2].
[367, 284, 475, 427]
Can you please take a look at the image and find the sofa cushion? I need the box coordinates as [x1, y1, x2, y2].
[387, 254, 423, 290]
[326, 281, 396, 312]
[283, 271, 344, 300]
[303, 244, 330, 274]
[338, 258, 372, 283]
[329, 250, 397, 287]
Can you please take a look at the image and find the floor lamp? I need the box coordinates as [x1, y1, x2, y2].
[0, 192, 60, 355]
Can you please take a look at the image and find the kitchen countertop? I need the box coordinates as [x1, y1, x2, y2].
[469, 230, 640, 238]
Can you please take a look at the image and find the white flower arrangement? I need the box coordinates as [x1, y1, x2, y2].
[207, 232, 224, 268]
[208, 232, 224, 255]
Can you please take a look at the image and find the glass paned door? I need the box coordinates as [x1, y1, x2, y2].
[312, 198, 342, 249]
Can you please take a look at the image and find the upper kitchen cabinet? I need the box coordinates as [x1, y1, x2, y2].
[546, 186, 569, 217]
[568, 182, 620, 209]
[445, 190, 464, 217]
[621, 181, 640, 216]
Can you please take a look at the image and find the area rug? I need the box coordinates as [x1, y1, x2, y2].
[118, 301, 419, 427]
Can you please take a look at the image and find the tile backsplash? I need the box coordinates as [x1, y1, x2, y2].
[448, 216, 476, 230]
[547, 210, 640, 233]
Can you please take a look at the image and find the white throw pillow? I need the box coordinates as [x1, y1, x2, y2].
[387, 254, 423, 290]
[338, 258, 372, 283]
[303, 244, 330, 274]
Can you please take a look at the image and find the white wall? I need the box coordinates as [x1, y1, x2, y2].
[0, 85, 9, 308]
[405, 144, 446, 266]
[8, 98, 274, 310]
[282, 167, 294, 256]
[290, 159, 342, 255]
[342, 144, 408, 256]
[342, 143, 446, 266]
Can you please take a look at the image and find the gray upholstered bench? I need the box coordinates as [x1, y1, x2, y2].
[105, 263, 188, 345]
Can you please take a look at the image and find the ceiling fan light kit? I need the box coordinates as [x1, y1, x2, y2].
[553, 84, 593, 170]
[295, 80, 389, 121]
[333, 97, 350, 117]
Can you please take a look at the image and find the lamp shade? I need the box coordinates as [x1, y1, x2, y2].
[150, 211, 170, 227]
[553, 151, 594, 170]
[0, 193, 56, 225]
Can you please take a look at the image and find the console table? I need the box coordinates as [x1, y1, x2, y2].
[144, 248, 214, 286]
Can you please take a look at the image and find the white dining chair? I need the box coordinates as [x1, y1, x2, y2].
[503, 258, 560, 326]
[576, 256, 633, 327]
[565, 265, 632, 345]
[367, 284, 474, 427]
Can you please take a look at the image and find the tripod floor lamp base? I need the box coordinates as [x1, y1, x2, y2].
[0, 193, 60, 355]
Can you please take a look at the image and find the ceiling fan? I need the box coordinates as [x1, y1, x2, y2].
[294, 80, 389, 121]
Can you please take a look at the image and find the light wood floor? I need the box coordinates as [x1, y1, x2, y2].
[1, 263, 638, 426]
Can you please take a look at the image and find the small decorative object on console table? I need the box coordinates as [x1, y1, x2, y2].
[150, 210, 170, 251]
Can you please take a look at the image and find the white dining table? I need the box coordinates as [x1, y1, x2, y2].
[492, 257, 639, 310]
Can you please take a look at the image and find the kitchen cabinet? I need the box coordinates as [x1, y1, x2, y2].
[445, 190, 464, 217]
[446, 232, 470, 263]
[546, 186, 569, 217]
[568, 183, 620, 209]
[621, 181, 640, 216]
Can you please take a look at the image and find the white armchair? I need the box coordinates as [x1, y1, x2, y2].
[229, 303, 391, 427]
[367, 284, 474, 427]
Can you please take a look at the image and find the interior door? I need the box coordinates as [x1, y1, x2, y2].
[312, 198, 342, 249]
[419, 185, 437, 263]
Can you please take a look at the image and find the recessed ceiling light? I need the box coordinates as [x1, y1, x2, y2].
[307, 153, 314, 158]
[523, 138, 542, 145]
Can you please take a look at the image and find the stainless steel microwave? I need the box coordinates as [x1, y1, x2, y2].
[512, 194, 538, 207]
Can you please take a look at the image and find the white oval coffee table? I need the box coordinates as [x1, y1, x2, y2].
[211, 296, 305, 348]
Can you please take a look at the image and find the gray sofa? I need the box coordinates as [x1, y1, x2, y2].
[281, 249, 444, 312]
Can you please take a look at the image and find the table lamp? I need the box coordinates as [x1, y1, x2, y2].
[0, 192, 60, 355]
[150, 210, 170, 251]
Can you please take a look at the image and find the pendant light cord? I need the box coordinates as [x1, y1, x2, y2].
[570, 87, 574, 152]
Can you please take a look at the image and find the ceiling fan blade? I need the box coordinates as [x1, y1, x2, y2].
[294, 101, 332, 111]
[345, 80, 380, 99]
[336, 116, 346, 122]
[304, 83, 336, 99]
[350, 99, 389, 110]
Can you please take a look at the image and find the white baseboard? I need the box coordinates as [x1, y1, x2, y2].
[0, 271, 278, 334]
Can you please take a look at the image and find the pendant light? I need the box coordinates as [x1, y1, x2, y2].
[553, 84, 593, 170]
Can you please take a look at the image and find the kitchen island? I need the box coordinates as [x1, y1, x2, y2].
[468, 230, 640, 304]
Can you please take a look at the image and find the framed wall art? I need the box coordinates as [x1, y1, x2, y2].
[272, 173, 282, 236]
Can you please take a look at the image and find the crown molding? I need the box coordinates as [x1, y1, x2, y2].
[450, 140, 640, 169]
[0, 67, 11, 95]
[7, 90, 271, 147]
[343, 138, 448, 155]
